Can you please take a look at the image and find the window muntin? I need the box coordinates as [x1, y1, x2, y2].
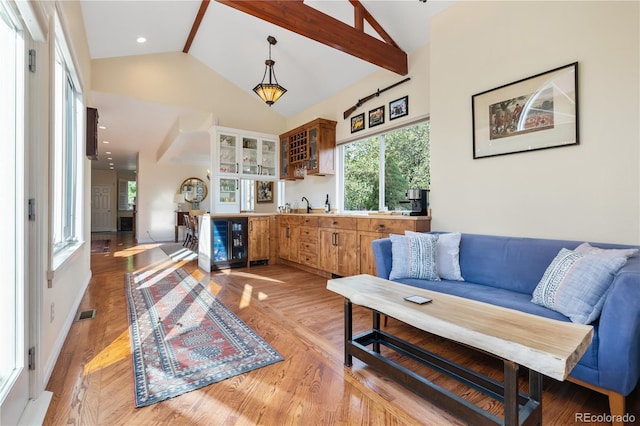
[341, 121, 430, 212]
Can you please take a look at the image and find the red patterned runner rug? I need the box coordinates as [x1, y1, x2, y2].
[125, 267, 283, 407]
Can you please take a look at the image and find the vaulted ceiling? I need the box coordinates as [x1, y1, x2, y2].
[81, 0, 454, 171]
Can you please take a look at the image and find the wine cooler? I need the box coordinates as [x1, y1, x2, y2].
[211, 217, 248, 269]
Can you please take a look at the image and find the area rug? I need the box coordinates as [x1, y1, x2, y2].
[125, 267, 283, 407]
[160, 243, 198, 262]
[90, 239, 111, 253]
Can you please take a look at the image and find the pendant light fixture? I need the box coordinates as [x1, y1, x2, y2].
[253, 35, 287, 106]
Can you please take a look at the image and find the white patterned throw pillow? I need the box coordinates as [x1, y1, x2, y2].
[531, 248, 628, 324]
[406, 231, 464, 281]
[389, 233, 440, 281]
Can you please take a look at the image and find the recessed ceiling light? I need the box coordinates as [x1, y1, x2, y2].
[99, 125, 106, 130]
[137, 36, 147, 43]
[107, 157, 113, 160]
[102, 140, 110, 144]
[105, 151, 112, 154]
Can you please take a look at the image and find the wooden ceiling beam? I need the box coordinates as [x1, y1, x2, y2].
[348, 0, 399, 49]
[183, 0, 211, 53]
[216, 0, 408, 75]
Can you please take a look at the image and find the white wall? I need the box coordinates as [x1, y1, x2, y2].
[137, 149, 211, 243]
[430, 1, 639, 244]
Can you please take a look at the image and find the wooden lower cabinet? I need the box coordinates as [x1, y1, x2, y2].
[299, 225, 319, 268]
[277, 214, 430, 278]
[318, 228, 359, 277]
[358, 232, 382, 276]
[248, 216, 270, 262]
[356, 217, 431, 276]
[278, 216, 300, 263]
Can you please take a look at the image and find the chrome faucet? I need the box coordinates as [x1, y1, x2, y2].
[301, 196, 311, 213]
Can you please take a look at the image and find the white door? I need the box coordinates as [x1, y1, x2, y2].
[92, 185, 112, 232]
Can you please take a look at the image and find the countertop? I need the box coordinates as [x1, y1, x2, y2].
[201, 212, 431, 221]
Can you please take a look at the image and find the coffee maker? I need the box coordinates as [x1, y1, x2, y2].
[404, 189, 429, 216]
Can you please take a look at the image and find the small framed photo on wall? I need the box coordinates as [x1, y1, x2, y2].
[389, 96, 409, 120]
[368, 106, 385, 128]
[256, 181, 274, 203]
[350, 113, 365, 133]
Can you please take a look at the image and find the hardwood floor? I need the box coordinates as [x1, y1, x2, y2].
[44, 232, 639, 425]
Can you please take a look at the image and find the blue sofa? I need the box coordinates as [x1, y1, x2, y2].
[372, 232, 640, 419]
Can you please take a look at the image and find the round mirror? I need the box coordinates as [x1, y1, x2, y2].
[179, 177, 208, 204]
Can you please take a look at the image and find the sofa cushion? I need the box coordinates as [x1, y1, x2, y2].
[407, 231, 464, 281]
[457, 235, 583, 295]
[389, 233, 440, 281]
[531, 248, 627, 324]
[575, 242, 639, 259]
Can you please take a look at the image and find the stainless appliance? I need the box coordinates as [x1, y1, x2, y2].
[404, 189, 429, 216]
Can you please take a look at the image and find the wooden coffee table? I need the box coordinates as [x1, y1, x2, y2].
[327, 274, 593, 426]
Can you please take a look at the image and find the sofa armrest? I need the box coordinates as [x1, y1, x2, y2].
[597, 257, 640, 395]
[372, 238, 392, 279]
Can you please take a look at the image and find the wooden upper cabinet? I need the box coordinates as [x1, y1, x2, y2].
[279, 118, 337, 179]
[306, 119, 337, 176]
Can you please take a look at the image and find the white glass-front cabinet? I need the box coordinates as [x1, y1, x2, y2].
[217, 132, 239, 174]
[210, 126, 279, 213]
[215, 177, 239, 213]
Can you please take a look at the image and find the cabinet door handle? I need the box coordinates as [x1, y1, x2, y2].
[236, 179, 239, 190]
[236, 162, 239, 173]
[286, 227, 290, 239]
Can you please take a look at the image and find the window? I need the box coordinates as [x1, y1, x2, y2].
[118, 178, 136, 210]
[341, 121, 430, 212]
[0, 0, 24, 399]
[52, 15, 83, 255]
[240, 179, 255, 212]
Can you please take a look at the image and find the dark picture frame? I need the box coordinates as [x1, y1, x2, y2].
[256, 181, 274, 204]
[368, 106, 385, 128]
[389, 96, 409, 120]
[350, 113, 365, 133]
[472, 62, 579, 159]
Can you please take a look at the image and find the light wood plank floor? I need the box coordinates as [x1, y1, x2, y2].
[43, 232, 639, 425]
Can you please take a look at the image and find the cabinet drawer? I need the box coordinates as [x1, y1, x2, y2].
[299, 216, 318, 227]
[299, 247, 318, 268]
[299, 226, 318, 241]
[299, 240, 317, 253]
[318, 216, 357, 229]
[357, 218, 412, 234]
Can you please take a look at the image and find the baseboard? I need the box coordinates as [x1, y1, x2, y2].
[17, 391, 53, 426]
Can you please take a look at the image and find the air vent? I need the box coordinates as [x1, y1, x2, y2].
[76, 309, 96, 321]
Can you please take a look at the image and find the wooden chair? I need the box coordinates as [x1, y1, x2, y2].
[183, 213, 193, 247]
[189, 215, 199, 251]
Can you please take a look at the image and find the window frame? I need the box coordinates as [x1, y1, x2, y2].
[50, 12, 84, 268]
[339, 119, 430, 213]
[0, 0, 25, 403]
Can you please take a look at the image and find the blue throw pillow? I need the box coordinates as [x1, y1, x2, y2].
[531, 248, 627, 324]
[389, 233, 440, 281]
